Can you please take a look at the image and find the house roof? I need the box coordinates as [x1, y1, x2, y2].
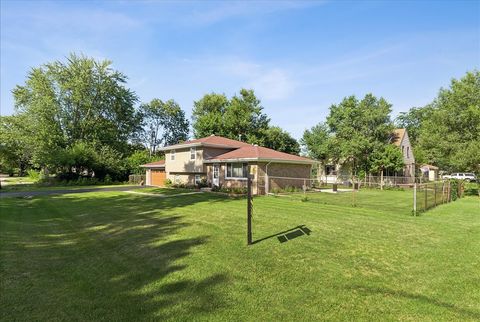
[420, 164, 439, 170]
[140, 160, 165, 168]
[205, 145, 316, 164]
[391, 128, 406, 146]
[158, 135, 251, 151]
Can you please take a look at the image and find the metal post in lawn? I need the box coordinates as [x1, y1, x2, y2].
[424, 183, 428, 211]
[247, 174, 253, 245]
[413, 183, 417, 216]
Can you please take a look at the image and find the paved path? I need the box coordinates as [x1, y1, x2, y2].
[0, 185, 148, 198]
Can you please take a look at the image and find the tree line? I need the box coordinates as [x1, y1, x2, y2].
[0, 54, 478, 181]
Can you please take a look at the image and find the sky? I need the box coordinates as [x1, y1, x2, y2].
[1, 0, 479, 139]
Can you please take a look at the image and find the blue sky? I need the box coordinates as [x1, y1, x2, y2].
[1, 0, 479, 139]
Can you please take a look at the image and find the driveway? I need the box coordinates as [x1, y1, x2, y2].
[0, 185, 148, 198]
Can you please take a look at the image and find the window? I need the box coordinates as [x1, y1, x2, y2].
[171, 150, 176, 161]
[226, 163, 248, 179]
[325, 165, 336, 175]
[190, 147, 196, 160]
[195, 175, 201, 185]
[406, 147, 409, 158]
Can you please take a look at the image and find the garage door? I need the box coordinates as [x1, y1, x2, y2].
[151, 170, 166, 186]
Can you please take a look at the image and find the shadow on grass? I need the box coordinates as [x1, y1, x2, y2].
[0, 192, 236, 320]
[253, 225, 311, 244]
[345, 285, 480, 319]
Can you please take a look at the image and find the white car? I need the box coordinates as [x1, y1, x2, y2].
[443, 173, 477, 182]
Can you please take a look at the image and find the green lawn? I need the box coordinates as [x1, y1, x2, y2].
[1, 190, 479, 321]
[131, 187, 196, 195]
[0, 182, 129, 192]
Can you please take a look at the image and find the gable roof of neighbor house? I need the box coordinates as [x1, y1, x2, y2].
[390, 128, 406, 147]
[158, 135, 251, 151]
[420, 164, 439, 170]
[140, 160, 165, 168]
[205, 144, 316, 164]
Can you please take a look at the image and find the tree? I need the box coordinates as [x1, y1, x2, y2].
[11, 53, 140, 173]
[301, 123, 332, 163]
[192, 89, 270, 142]
[369, 144, 404, 175]
[395, 106, 433, 146]
[251, 126, 300, 155]
[125, 150, 159, 175]
[417, 70, 480, 172]
[0, 115, 33, 175]
[140, 99, 189, 154]
[192, 93, 229, 138]
[326, 94, 394, 173]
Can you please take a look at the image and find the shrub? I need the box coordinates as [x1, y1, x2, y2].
[164, 178, 172, 187]
[449, 179, 464, 201]
[27, 169, 41, 181]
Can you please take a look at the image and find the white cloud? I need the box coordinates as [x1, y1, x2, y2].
[248, 68, 295, 100]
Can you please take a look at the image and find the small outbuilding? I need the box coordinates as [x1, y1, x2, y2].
[420, 164, 439, 181]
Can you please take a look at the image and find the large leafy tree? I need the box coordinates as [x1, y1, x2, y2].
[395, 106, 433, 146]
[0, 115, 33, 175]
[326, 94, 394, 173]
[369, 144, 404, 175]
[11, 53, 141, 175]
[417, 70, 480, 172]
[140, 99, 189, 154]
[251, 126, 300, 155]
[301, 123, 332, 164]
[192, 89, 270, 142]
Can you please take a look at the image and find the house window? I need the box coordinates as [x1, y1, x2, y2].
[171, 150, 176, 161]
[325, 164, 336, 175]
[407, 147, 409, 158]
[195, 175, 201, 185]
[226, 163, 248, 179]
[190, 147, 196, 160]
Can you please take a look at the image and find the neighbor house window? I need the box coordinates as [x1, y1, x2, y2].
[195, 175, 201, 185]
[171, 150, 175, 161]
[407, 147, 409, 158]
[190, 147, 196, 160]
[226, 163, 248, 179]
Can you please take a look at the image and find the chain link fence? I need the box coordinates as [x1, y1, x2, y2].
[260, 175, 462, 216]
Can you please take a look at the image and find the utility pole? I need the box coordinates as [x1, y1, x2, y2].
[247, 174, 253, 245]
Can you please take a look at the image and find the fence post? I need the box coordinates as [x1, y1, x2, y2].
[434, 182, 437, 207]
[247, 174, 253, 245]
[381, 171, 384, 190]
[413, 183, 417, 216]
[424, 183, 427, 211]
[265, 173, 269, 195]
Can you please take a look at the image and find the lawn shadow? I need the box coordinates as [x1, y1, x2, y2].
[252, 225, 311, 244]
[0, 192, 236, 320]
[344, 285, 480, 320]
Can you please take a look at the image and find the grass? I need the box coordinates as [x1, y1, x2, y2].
[0, 182, 131, 192]
[1, 189, 479, 321]
[130, 187, 195, 195]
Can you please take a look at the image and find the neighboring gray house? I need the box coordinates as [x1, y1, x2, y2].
[319, 128, 416, 181]
[390, 128, 415, 177]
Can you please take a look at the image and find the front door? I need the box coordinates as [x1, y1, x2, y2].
[212, 164, 220, 187]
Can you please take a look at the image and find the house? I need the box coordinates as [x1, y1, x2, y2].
[390, 128, 415, 177]
[318, 128, 416, 181]
[420, 164, 439, 181]
[140, 135, 316, 195]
